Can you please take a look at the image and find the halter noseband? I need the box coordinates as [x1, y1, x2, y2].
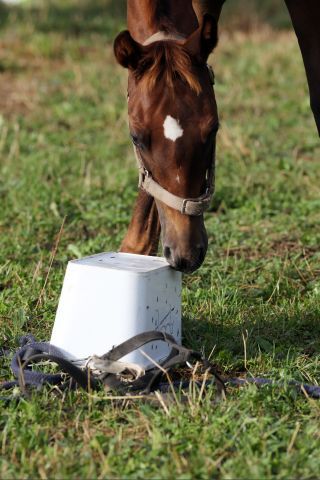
[131, 31, 216, 217]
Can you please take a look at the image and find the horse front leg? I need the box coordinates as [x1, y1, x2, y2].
[285, 0, 320, 136]
[120, 190, 161, 256]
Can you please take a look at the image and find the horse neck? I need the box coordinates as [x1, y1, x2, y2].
[127, 0, 198, 44]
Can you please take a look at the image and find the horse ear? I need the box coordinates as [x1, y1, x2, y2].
[114, 30, 143, 70]
[184, 14, 218, 61]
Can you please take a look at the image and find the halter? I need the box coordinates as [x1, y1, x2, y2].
[131, 31, 216, 217]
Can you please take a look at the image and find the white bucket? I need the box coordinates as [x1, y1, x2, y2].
[50, 252, 182, 369]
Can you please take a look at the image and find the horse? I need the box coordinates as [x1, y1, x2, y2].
[114, 0, 320, 274]
[284, 0, 320, 135]
[114, 1, 220, 273]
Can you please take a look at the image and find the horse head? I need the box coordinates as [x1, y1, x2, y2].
[114, 15, 219, 273]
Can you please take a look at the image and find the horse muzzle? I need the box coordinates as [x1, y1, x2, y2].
[163, 242, 207, 274]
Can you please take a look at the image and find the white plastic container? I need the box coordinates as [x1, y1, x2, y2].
[50, 252, 182, 368]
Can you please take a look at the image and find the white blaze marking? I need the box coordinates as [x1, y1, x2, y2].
[176, 175, 180, 184]
[163, 115, 183, 142]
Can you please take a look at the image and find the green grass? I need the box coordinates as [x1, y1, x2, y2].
[1, 1, 320, 478]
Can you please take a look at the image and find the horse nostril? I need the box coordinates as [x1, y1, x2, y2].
[163, 246, 172, 261]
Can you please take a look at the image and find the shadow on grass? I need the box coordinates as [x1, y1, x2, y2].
[183, 304, 320, 366]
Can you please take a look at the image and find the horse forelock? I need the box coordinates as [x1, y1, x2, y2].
[135, 42, 201, 95]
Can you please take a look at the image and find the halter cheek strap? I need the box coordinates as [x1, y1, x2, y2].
[134, 145, 215, 216]
[131, 31, 216, 217]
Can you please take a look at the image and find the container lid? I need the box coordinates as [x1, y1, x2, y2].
[70, 252, 171, 274]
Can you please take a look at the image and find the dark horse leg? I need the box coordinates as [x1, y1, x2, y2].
[120, 190, 161, 256]
[285, 0, 320, 135]
[192, 0, 226, 23]
[120, 0, 226, 256]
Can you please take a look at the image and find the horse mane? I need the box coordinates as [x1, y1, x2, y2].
[135, 42, 201, 95]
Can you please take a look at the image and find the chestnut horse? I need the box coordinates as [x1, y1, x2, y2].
[114, 1, 220, 273]
[114, 0, 320, 273]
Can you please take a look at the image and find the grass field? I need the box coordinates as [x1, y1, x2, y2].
[1, 1, 320, 478]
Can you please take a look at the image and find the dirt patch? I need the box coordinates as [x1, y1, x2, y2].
[224, 238, 318, 261]
[0, 32, 67, 118]
[0, 72, 41, 117]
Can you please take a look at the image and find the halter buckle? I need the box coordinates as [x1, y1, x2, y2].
[181, 199, 188, 215]
[138, 167, 150, 188]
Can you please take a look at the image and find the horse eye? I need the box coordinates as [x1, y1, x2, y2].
[130, 134, 142, 148]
